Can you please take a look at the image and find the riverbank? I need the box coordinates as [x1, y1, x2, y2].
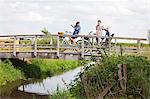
[0, 58, 84, 86]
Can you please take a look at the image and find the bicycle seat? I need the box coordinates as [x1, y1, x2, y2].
[58, 32, 64, 37]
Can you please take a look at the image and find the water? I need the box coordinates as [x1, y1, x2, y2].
[18, 66, 82, 95]
[0, 62, 95, 98]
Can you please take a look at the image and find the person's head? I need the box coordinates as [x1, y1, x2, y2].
[75, 21, 80, 27]
[97, 20, 101, 25]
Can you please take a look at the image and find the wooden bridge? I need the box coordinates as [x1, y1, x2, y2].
[0, 34, 148, 60]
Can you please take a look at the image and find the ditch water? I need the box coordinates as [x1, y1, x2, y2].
[0, 62, 95, 99]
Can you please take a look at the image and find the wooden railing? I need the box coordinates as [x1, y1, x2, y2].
[0, 34, 148, 59]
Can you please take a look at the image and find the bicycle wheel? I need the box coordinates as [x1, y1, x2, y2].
[61, 40, 68, 51]
[61, 40, 68, 46]
[76, 40, 91, 53]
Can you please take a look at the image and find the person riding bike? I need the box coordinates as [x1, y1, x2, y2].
[101, 27, 114, 47]
[70, 21, 81, 45]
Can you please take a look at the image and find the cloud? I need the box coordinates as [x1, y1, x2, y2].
[0, 0, 149, 38]
[19, 11, 49, 22]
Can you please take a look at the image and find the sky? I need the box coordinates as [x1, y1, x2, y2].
[0, 0, 149, 38]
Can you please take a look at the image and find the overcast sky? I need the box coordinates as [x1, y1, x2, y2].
[0, 0, 149, 37]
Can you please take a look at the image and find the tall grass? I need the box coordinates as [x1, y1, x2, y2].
[0, 59, 23, 86]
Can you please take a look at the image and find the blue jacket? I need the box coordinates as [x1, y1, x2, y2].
[73, 26, 81, 35]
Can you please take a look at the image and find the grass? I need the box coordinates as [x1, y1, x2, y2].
[0, 59, 84, 86]
[0, 59, 23, 86]
[29, 59, 84, 78]
[51, 86, 75, 99]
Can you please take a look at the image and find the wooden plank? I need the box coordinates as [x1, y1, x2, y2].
[112, 37, 147, 41]
[0, 34, 147, 40]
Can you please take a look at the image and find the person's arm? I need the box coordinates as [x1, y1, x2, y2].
[71, 25, 75, 28]
[101, 26, 105, 30]
[96, 25, 98, 30]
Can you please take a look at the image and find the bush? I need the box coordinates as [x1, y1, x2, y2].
[69, 55, 150, 99]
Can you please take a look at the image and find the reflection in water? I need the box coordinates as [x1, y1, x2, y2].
[19, 66, 83, 95]
[19, 62, 95, 95]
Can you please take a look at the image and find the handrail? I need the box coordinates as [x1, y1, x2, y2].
[0, 34, 148, 59]
[0, 34, 147, 40]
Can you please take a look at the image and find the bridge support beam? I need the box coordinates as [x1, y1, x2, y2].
[57, 35, 60, 58]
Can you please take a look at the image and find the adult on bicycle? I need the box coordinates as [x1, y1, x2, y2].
[96, 20, 104, 43]
[70, 21, 81, 45]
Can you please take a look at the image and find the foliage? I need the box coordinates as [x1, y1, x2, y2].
[51, 86, 75, 99]
[40, 27, 57, 45]
[30, 59, 83, 78]
[69, 55, 150, 99]
[19, 27, 57, 45]
[41, 27, 50, 37]
[0, 59, 23, 86]
[0, 58, 83, 87]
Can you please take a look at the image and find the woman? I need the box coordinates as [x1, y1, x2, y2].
[71, 21, 81, 38]
[96, 20, 104, 43]
[70, 21, 81, 45]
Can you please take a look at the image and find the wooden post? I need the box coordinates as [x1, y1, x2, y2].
[114, 38, 117, 53]
[137, 40, 141, 53]
[34, 36, 37, 57]
[81, 37, 84, 59]
[92, 37, 94, 46]
[57, 35, 60, 58]
[32, 37, 34, 45]
[108, 37, 111, 52]
[91, 37, 94, 54]
[50, 36, 53, 45]
[13, 36, 16, 57]
[16, 38, 19, 52]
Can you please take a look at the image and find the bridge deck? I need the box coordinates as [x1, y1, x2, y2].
[0, 34, 148, 60]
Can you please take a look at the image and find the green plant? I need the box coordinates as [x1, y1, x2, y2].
[41, 27, 57, 45]
[51, 86, 74, 99]
[31, 59, 83, 78]
[0, 59, 23, 86]
[69, 55, 150, 99]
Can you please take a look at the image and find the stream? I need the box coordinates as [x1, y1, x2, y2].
[0, 62, 95, 99]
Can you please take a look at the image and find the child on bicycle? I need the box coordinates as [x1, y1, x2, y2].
[70, 21, 81, 45]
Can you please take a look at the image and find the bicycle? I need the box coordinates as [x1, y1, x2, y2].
[76, 31, 115, 56]
[58, 31, 114, 55]
[58, 31, 81, 52]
